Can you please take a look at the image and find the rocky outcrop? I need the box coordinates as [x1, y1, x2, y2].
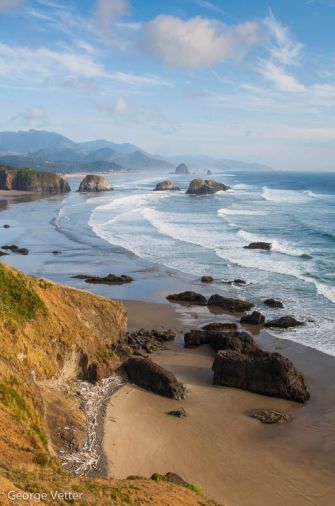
[212, 349, 310, 402]
[2, 244, 29, 255]
[201, 275, 214, 283]
[208, 294, 254, 312]
[184, 329, 211, 348]
[0, 166, 70, 194]
[167, 409, 187, 419]
[250, 409, 292, 424]
[124, 357, 186, 399]
[265, 316, 304, 328]
[208, 330, 259, 354]
[126, 328, 175, 355]
[244, 242, 272, 251]
[207, 170, 212, 175]
[72, 273, 133, 285]
[154, 180, 180, 191]
[241, 311, 265, 325]
[202, 322, 238, 332]
[186, 178, 230, 195]
[167, 291, 208, 306]
[175, 163, 190, 174]
[264, 298, 284, 308]
[78, 174, 112, 192]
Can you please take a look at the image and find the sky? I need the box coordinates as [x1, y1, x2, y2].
[0, 0, 335, 170]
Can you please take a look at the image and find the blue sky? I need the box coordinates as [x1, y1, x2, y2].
[0, 0, 335, 170]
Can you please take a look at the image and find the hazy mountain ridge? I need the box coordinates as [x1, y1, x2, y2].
[0, 130, 272, 173]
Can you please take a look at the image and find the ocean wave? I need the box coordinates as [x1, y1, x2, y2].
[232, 183, 255, 190]
[262, 186, 310, 203]
[237, 230, 309, 257]
[218, 208, 268, 217]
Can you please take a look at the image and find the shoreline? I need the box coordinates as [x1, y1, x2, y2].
[103, 300, 335, 506]
[0, 187, 335, 504]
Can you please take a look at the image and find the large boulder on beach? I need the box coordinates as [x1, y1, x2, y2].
[208, 330, 259, 354]
[186, 179, 230, 195]
[208, 294, 254, 312]
[202, 322, 238, 332]
[78, 175, 112, 192]
[124, 357, 186, 399]
[212, 349, 310, 403]
[184, 329, 210, 348]
[175, 163, 190, 174]
[265, 316, 304, 328]
[241, 311, 265, 325]
[154, 180, 180, 191]
[167, 291, 207, 306]
[264, 298, 284, 308]
[244, 242, 271, 251]
[72, 273, 133, 285]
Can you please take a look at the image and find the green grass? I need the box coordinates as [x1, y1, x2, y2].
[0, 264, 45, 321]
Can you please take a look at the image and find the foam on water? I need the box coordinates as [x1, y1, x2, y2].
[237, 230, 308, 257]
[262, 186, 310, 203]
[218, 208, 269, 217]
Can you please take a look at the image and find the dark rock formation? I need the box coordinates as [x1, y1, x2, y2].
[212, 349, 310, 402]
[52, 250, 61, 255]
[175, 163, 190, 174]
[186, 178, 230, 195]
[72, 273, 133, 285]
[0, 166, 70, 195]
[264, 298, 284, 308]
[207, 170, 212, 175]
[127, 328, 176, 354]
[244, 242, 272, 251]
[265, 316, 304, 328]
[184, 329, 210, 348]
[167, 291, 207, 306]
[78, 174, 112, 192]
[208, 330, 259, 354]
[167, 408, 187, 419]
[165, 472, 188, 486]
[241, 311, 265, 325]
[208, 294, 254, 312]
[124, 357, 186, 399]
[0, 250, 9, 256]
[2, 244, 29, 255]
[154, 180, 180, 191]
[201, 275, 214, 283]
[202, 322, 238, 332]
[250, 409, 292, 424]
[3, 224, 10, 228]
[223, 279, 247, 285]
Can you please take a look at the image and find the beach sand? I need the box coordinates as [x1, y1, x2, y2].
[104, 301, 335, 506]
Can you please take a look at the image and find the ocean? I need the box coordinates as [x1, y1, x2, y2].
[2, 168, 335, 356]
[82, 170, 335, 355]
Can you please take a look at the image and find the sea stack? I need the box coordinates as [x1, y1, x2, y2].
[154, 180, 180, 191]
[78, 174, 112, 192]
[175, 163, 190, 174]
[186, 179, 230, 195]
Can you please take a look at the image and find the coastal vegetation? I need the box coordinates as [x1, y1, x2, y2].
[0, 166, 70, 194]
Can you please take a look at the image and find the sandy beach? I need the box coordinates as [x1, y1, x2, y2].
[104, 301, 335, 506]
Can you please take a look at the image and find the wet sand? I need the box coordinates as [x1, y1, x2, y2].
[104, 301, 335, 506]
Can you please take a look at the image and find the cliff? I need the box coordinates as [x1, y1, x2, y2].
[0, 166, 70, 194]
[0, 264, 217, 505]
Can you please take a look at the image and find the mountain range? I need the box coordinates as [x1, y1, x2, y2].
[0, 130, 272, 173]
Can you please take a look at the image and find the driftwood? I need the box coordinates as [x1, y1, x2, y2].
[59, 373, 124, 476]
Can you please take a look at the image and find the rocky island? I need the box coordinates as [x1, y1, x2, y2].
[175, 162, 190, 174]
[154, 180, 181, 191]
[0, 166, 70, 194]
[78, 174, 112, 192]
[186, 178, 230, 195]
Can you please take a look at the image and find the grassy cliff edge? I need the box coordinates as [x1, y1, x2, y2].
[0, 263, 218, 505]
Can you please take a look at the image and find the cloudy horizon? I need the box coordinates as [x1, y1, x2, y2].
[1, 0, 335, 170]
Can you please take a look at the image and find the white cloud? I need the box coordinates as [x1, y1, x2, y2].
[110, 71, 169, 86]
[114, 97, 128, 113]
[263, 10, 303, 66]
[258, 60, 306, 93]
[12, 106, 47, 125]
[95, 0, 130, 27]
[142, 15, 260, 67]
[0, 43, 106, 80]
[0, 0, 23, 10]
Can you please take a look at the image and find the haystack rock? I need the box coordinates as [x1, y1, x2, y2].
[175, 163, 190, 174]
[154, 180, 180, 191]
[186, 179, 230, 195]
[78, 175, 112, 192]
